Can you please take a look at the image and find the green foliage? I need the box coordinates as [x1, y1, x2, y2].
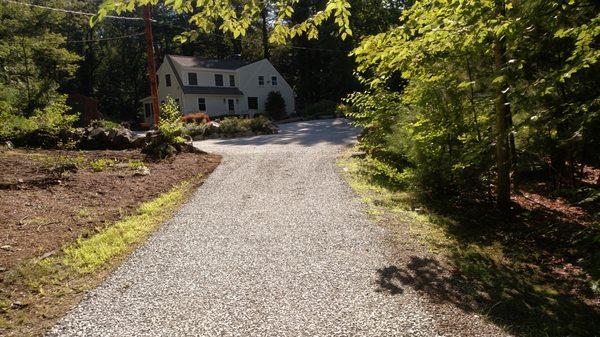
[350, 0, 600, 197]
[219, 117, 249, 136]
[300, 99, 338, 118]
[89, 158, 116, 172]
[94, 0, 352, 45]
[158, 98, 185, 144]
[0, 95, 79, 148]
[0, 1, 80, 115]
[264, 91, 287, 120]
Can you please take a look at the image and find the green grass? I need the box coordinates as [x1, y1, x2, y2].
[89, 158, 116, 172]
[337, 148, 600, 337]
[0, 174, 204, 336]
[62, 177, 193, 273]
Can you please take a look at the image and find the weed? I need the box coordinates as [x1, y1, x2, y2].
[89, 158, 116, 172]
[127, 160, 145, 169]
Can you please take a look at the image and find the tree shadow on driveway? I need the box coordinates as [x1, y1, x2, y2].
[375, 255, 600, 337]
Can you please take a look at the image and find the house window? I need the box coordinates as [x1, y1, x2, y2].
[198, 98, 206, 111]
[258, 76, 264, 86]
[215, 74, 224, 87]
[271, 76, 278, 86]
[247, 97, 258, 110]
[144, 103, 152, 118]
[229, 75, 235, 87]
[166, 74, 171, 87]
[188, 72, 197, 85]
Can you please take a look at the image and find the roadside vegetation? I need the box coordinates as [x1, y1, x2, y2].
[0, 172, 215, 336]
[339, 151, 599, 337]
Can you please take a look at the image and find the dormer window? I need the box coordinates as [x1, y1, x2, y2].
[229, 75, 235, 87]
[258, 76, 264, 86]
[215, 74, 224, 87]
[271, 76, 278, 86]
[188, 72, 197, 86]
[166, 74, 172, 87]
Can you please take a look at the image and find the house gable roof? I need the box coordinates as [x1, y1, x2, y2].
[168, 55, 259, 70]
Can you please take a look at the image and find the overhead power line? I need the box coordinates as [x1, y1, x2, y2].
[1, 0, 147, 21]
[66, 32, 145, 44]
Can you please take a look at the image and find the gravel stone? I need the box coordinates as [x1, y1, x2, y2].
[47, 119, 505, 336]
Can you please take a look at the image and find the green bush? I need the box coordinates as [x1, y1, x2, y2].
[248, 116, 276, 134]
[219, 117, 250, 136]
[264, 91, 287, 120]
[0, 95, 79, 148]
[142, 98, 185, 160]
[300, 100, 337, 118]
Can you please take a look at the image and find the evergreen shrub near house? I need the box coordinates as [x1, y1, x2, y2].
[264, 91, 287, 121]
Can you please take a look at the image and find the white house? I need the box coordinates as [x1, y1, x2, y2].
[141, 55, 295, 124]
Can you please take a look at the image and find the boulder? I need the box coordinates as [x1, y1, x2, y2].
[80, 127, 137, 150]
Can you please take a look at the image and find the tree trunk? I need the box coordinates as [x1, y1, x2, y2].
[261, 8, 270, 59]
[493, 35, 511, 212]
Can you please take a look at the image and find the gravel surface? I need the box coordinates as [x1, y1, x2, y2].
[47, 119, 506, 336]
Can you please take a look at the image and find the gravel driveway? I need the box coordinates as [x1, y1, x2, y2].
[48, 119, 506, 336]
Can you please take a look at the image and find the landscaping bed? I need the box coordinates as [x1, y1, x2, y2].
[0, 149, 219, 270]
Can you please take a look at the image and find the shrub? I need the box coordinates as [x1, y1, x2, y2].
[219, 117, 250, 136]
[264, 91, 287, 120]
[182, 112, 210, 124]
[0, 95, 79, 148]
[299, 99, 337, 118]
[248, 116, 277, 134]
[142, 98, 185, 160]
[181, 123, 208, 139]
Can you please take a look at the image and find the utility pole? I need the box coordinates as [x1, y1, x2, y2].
[143, 4, 160, 127]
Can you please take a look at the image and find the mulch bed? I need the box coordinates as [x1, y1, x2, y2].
[0, 148, 220, 271]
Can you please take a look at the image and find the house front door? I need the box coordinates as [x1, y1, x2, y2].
[227, 99, 235, 113]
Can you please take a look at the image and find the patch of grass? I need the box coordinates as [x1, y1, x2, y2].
[62, 177, 194, 273]
[127, 160, 145, 169]
[0, 173, 205, 337]
[89, 158, 116, 172]
[338, 148, 600, 337]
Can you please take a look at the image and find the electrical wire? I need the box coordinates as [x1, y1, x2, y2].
[66, 32, 145, 44]
[1, 0, 147, 21]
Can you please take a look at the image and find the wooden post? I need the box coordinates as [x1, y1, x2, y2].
[143, 5, 160, 127]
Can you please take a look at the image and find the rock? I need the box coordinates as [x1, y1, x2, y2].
[1, 245, 12, 251]
[81, 126, 137, 150]
[4, 140, 14, 149]
[133, 166, 150, 176]
[39, 249, 57, 260]
[52, 162, 78, 174]
[11, 301, 28, 309]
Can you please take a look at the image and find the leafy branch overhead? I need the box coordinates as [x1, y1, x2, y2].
[92, 0, 353, 44]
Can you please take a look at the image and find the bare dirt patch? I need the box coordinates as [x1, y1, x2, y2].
[0, 148, 220, 270]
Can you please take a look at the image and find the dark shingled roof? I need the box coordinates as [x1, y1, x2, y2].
[168, 55, 255, 70]
[182, 86, 244, 95]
